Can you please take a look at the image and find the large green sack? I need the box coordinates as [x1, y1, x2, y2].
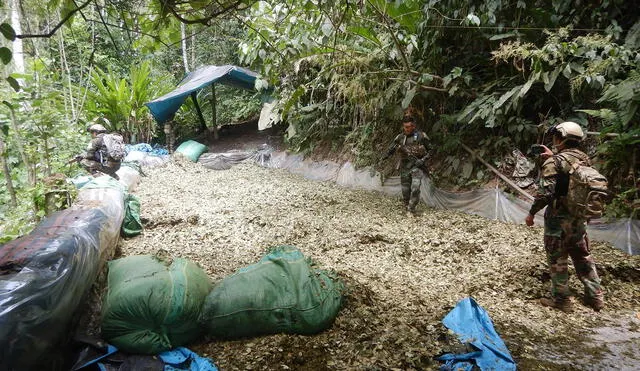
[102, 255, 212, 354]
[175, 140, 208, 162]
[199, 245, 344, 339]
[121, 193, 143, 237]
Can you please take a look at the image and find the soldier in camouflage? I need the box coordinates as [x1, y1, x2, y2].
[75, 124, 121, 180]
[525, 121, 604, 312]
[383, 116, 431, 216]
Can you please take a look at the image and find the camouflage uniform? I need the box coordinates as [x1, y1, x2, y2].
[530, 148, 604, 307]
[386, 130, 430, 213]
[80, 133, 121, 179]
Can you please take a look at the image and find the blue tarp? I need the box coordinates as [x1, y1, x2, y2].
[160, 347, 218, 371]
[145, 65, 260, 123]
[438, 297, 516, 371]
[73, 346, 218, 371]
[126, 143, 169, 156]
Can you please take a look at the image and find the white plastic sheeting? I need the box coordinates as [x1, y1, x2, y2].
[258, 100, 279, 131]
[117, 166, 143, 192]
[124, 151, 170, 168]
[263, 151, 639, 255]
[588, 219, 640, 256]
[198, 146, 274, 170]
[199, 151, 255, 170]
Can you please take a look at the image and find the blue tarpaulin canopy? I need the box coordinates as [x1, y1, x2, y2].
[145, 65, 260, 124]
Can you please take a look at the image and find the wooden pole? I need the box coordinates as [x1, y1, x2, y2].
[586, 131, 620, 138]
[210, 84, 219, 140]
[191, 92, 207, 132]
[460, 143, 534, 201]
[164, 121, 175, 153]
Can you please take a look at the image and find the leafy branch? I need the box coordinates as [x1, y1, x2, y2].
[15, 0, 93, 39]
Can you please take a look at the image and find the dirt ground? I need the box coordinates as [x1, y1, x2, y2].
[106, 124, 640, 370]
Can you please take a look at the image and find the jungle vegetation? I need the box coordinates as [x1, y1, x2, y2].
[1, 0, 638, 241]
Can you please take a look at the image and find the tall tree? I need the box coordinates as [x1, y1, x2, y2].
[10, 0, 24, 76]
[181, 22, 189, 72]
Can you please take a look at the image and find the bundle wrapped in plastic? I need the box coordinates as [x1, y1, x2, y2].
[0, 176, 126, 370]
[175, 140, 208, 162]
[199, 245, 344, 339]
[102, 255, 212, 354]
[123, 151, 169, 168]
[198, 151, 253, 170]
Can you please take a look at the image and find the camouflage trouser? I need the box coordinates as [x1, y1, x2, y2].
[544, 218, 604, 305]
[80, 159, 120, 180]
[400, 167, 425, 212]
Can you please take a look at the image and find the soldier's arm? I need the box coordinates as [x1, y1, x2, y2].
[84, 137, 101, 159]
[420, 131, 432, 160]
[382, 135, 401, 160]
[529, 157, 557, 215]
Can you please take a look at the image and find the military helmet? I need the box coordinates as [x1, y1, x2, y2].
[87, 123, 107, 133]
[549, 121, 584, 142]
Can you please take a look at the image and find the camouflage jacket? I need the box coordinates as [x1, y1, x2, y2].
[529, 148, 591, 237]
[530, 148, 590, 234]
[386, 131, 431, 169]
[83, 133, 110, 164]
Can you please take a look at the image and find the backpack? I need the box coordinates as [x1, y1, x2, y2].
[557, 154, 609, 219]
[103, 133, 126, 161]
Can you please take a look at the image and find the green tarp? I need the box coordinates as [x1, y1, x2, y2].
[175, 140, 208, 162]
[102, 255, 212, 354]
[122, 193, 143, 237]
[199, 245, 344, 339]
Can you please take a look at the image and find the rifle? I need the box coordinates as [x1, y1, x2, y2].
[68, 155, 83, 164]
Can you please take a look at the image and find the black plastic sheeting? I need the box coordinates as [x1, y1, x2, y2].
[0, 207, 110, 370]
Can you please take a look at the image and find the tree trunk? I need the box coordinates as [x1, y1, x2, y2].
[191, 93, 207, 132]
[164, 122, 175, 153]
[43, 136, 51, 176]
[10, 0, 25, 77]
[77, 16, 96, 115]
[181, 22, 189, 72]
[58, 26, 77, 121]
[191, 27, 196, 68]
[0, 135, 17, 208]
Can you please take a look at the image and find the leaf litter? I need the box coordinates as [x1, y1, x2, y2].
[107, 156, 640, 370]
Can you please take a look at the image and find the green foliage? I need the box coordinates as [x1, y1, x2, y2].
[197, 86, 262, 125]
[240, 1, 434, 158]
[237, 0, 639, 217]
[0, 205, 37, 244]
[86, 61, 173, 142]
[0, 57, 86, 241]
[0, 47, 11, 64]
[1, 21, 16, 89]
[0, 22, 16, 41]
[488, 30, 639, 217]
[605, 187, 640, 219]
[1, 0, 265, 242]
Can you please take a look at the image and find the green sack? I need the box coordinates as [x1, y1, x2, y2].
[175, 140, 208, 162]
[199, 245, 343, 339]
[102, 255, 212, 354]
[122, 193, 143, 237]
